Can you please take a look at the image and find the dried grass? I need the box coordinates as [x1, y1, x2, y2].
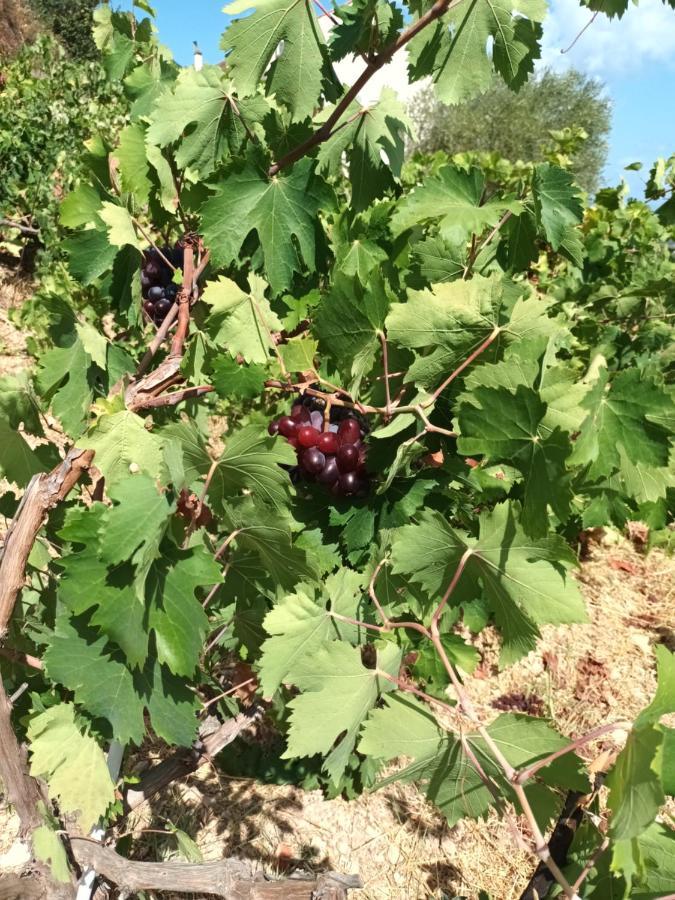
[118, 531, 675, 900]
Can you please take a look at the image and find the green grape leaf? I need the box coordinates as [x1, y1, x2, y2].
[147, 66, 268, 178]
[571, 370, 674, 485]
[259, 572, 370, 696]
[84, 410, 165, 486]
[223, 498, 321, 588]
[201, 158, 330, 294]
[637, 645, 675, 727]
[211, 356, 267, 400]
[60, 183, 104, 228]
[28, 703, 115, 831]
[532, 163, 583, 250]
[457, 384, 573, 537]
[317, 88, 412, 211]
[314, 274, 389, 394]
[412, 236, 465, 283]
[37, 337, 93, 437]
[329, 0, 403, 61]
[148, 546, 221, 676]
[279, 336, 318, 373]
[407, 0, 545, 105]
[606, 725, 665, 841]
[100, 474, 172, 567]
[282, 640, 401, 784]
[202, 275, 283, 365]
[116, 123, 152, 203]
[337, 236, 388, 284]
[44, 618, 145, 744]
[33, 825, 71, 883]
[359, 693, 444, 761]
[391, 166, 519, 244]
[210, 425, 295, 510]
[64, 228, 118, 285]
[390, 503, 585, 664]
[98, 202, 143, 251]
[222, 0, 336, 121]
[0, 423, 44, 486]
[386, 275, 555, 391]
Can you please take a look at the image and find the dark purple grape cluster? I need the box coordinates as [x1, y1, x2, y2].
[141, 244, 184, 326]
[269, 398, 369, 498]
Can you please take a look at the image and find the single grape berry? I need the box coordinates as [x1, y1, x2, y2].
[317, 456, 339, 484]
[268, 420, 280, 436]
[148, 285, 164, 301]
[143, 299, 155, 316]
[337, 443, 359, 472]
[291, 403, 311, 423]
[165, 283, 179, 300]
[278, 417, 297, 438]
[310, 410, 324, 430]
[316, 432, 338, 455]
[339, 471, 359, 494]
[337, 417, 362, 446]
[302, 448, 326, 475]
[154, 298, 172, 319]
[144, 259, 162, 283]
[297, 426, 320, 448]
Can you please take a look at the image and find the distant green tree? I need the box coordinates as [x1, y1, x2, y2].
[408, 69, 611, 192]
[28, 0, 98, 59]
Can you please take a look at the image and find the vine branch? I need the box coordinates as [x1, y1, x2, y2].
[268, 0, 463, 177]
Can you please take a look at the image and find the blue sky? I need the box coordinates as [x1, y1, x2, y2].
[116, 0, 675, 195]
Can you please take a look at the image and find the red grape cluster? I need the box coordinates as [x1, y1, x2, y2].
[141, 244, 184, 325]
[269, 399, 368, 497]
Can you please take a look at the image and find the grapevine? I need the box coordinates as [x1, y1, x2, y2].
[0, 1, 673, 898]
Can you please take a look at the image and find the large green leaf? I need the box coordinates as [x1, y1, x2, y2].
[201, 158, 331, 294]
[28, 704, 116, 831]
[407, 0, 545, 104]
[221, 0, 336, 121]
[147, 66, 268, 178]
[282, 640, 401, 784]
[201, 275, 283, 364]
[457, 384, 573, 536]
[317, 88, 411, 211]
[391, 165, 520, 244]
[390, 503, 586, 664]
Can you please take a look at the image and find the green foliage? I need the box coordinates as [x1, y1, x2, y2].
[0, 36, 126, 264]
[1, 3, 674, 895]
[28, 0, 99, 60]
[408, 69, 611, 192]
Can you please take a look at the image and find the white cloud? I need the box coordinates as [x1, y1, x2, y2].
[540, 0, 675, 76]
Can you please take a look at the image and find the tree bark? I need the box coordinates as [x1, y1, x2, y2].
[0, 447, 95, 637]
[0, 678, 43, 833]
[71, 840, 361, 899]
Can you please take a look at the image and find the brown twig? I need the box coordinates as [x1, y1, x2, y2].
[378, 330, 392, 419]
[0, 448, 95, 636]
[136, 385, 214, 409]
[513, 721, 631, 786]
[170, 243, 194, 358]
[0, 217, 40, 236]
[0, 647, 43, 670]
[0, 448, 94, 845]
